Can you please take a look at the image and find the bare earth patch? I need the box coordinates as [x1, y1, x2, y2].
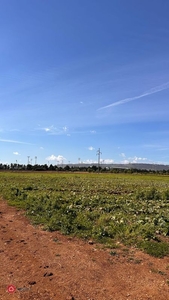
[0, 200, 169, 300]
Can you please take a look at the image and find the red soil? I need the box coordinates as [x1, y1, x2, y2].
[0, 200, 169, 300]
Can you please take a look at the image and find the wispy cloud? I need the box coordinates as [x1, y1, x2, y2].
[38, 125, 69, 135]
[88, 146, 95, 151]
[44, 127, 51, 132]
[98, 81, 169, 110]
[0, 139, 31, 145]
[90, 130, 96, 134]
[63, 126, 68, 132]
[143, 144, 169, 151]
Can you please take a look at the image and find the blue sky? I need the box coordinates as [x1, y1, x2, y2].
[1, 0, 169, 165]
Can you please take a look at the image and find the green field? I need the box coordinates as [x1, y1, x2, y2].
[1, 171, 169, 257]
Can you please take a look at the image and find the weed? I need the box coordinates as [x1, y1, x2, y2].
[53, 238, 59, 242]
[138, 240, 169, 258]
[150, 268, 166, 275]
[110, 251, 117, 256]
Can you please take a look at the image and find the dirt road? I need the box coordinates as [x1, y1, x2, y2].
[0, 200, 169, 300]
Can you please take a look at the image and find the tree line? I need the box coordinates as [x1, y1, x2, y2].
[0, 163, 169, 174]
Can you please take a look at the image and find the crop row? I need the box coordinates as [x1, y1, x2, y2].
[0, 172, 169, 257]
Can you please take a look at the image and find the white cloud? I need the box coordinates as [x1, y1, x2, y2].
[83, 159, 97, 164]
[90, 130, 96, 134]
[130, 156, 147, 163]
[98, 81, 169, 110]
[129, 156, 147, 162]
[88, 146, 95, 151]
[0, 160, 9, 165]
[120, 153, 126, 158]
[56, 155, 66, 163]
[101, 159, 114, 164]
[82, 158, 114, 164]
[46, 154, 57, 161]
[13, 152, 20, 155]
[43, 125, 56, 133]
[121, 159, 130, 164]
[44, 127, 51, 132]
[63, 126, 68, 132]
[121, 156, 148, 164]
[46, 154, 66, 163]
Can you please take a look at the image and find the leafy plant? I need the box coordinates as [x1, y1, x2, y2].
[1, 172, 169, 257]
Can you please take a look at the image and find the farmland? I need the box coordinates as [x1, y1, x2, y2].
[1, 171, 169, 257]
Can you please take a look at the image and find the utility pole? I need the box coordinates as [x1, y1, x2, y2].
[35, 156, 37, 165]
[27, 156, 30, 165]
[97, 148, 102, 172]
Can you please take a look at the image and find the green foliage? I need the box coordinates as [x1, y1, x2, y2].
[1, 172, 169, 257]
[138, 240, 169, 258]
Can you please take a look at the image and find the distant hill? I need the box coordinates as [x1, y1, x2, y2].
[70, 163, 169, 171]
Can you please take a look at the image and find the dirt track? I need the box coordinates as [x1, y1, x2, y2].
[0, 200, 169, 300]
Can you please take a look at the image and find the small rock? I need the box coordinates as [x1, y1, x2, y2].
[28, 281, 36, 285]
[66, 296, 75, 300]
[88, 240, 94, 245]
[17, 287, 30, 291]
[44, 272, 53, 277]
[6, 240, 12, 243]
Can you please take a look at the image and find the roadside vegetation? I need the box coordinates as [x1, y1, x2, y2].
[0, 171, 169, 257]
